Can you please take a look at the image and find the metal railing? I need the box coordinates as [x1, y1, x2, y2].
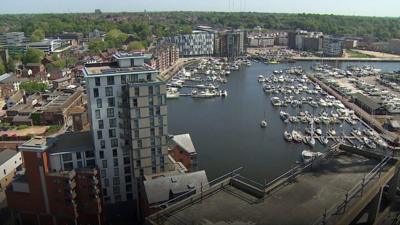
[313, 156, 392, 225]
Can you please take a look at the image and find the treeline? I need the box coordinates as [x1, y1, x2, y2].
[0, 12, 399, 41]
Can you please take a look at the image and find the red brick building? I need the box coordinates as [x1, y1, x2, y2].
[150, 43, 179, 72]
[6, 133, 104, 225]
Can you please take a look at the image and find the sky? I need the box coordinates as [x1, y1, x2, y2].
[1, 0, 399, 17]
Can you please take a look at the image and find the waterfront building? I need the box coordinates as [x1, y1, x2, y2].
[161, 31, 214, 57]
[149, 43, 179, 72]
[83, 52, 175, 220]
[388, 39, 400, 54]
[26, 39, 68, 53]
[322, 36, 344, 57]
[248, 35, 275, 48]
[0, 149, 23, 190]
[287, 30, 323, 51]
[6, 132, 104, 225]
[217, 30, 247, 60]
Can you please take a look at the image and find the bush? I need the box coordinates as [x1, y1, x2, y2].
[47, 125, 62, 133]
[16, 125, 29, 130]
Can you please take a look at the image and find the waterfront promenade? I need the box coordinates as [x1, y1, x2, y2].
[293, 56, 400, 62]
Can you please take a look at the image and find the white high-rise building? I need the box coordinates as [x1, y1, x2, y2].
[83, 52, 169, 205]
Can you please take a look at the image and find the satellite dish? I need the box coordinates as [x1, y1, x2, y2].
[28, 69, 32, 76]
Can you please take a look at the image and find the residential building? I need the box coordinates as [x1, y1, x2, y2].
[0, 149, 23, 191]
[150, 43, 179, 72]
[248, 35, 275, 48]
[83, 52, 172, 211]
[343, 39, 358, 49]
[287, 30, 323, 51]
[322, 36, 344, 57]
[161, 31, 214, 57]
[6, 133, 104, 225]
[0, 32, 26, 46]
[218, 30, 247, 60]
[26, 39, 69, 53]
[169, 134, 198, 172]
[0, 73, 27, 98]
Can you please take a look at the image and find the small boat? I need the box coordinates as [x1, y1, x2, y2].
[292, 130, 303, 142]
[328, 129, 336, 136]
[315, 128, 322, 136]
[318, 136, 329, 145]
[302, 150, 323, 163]
[306, 136, 316, 147]
[284, 131, 293, 142]
[363, 137, 376, 149]
[260, 120, 268, 128]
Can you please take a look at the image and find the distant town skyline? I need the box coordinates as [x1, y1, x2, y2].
[1, 0, 400, 17]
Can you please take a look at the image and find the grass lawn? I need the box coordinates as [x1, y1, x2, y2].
[346, 49, 375, 58]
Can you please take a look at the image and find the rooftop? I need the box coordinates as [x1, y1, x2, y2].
[147, 151, 389, 225]
[353, 92, 382, 110]
[144, 170, 208, 205]
[0, 149, 19, 165]
[83, 62, 156, 76]
[172, 134, 196, 154]
[113, 52, 152, 60]
[47, 131, 93, 155]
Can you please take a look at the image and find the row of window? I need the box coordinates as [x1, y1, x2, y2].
[99, 139, 118, 149]
[93, 87, 113, 98]
[95, 108, 115, 119]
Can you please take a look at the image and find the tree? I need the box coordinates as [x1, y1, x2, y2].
[105, 29, 128, 49]
[127, 41, 145, 51]
[88, 38, 107, 53]
[31, 29, 45, 42]
[19, 81, 48, 94]
[0, 58, 5, 75]
[22, 48, 45, 64]
[6, 57, 16, 73]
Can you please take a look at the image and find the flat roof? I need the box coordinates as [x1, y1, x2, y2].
[113, 52, 152, 60]
[172, 134, 196, 154]
[149, 152, 383, 225]
[84, 62, 157, 76]
[48, 131, 93, 155]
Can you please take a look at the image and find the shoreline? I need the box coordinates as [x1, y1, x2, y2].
[292, 57, 400, 62]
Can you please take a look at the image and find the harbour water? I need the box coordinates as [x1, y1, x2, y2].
[167, 61, 400, 182]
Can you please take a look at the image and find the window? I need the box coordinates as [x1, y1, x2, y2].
[152, 166, 157, 173]
[107, 108, 114, 118]
[149, 96, 153, 105]
[104, 178, 109, 187]
[103, 188, 108, 196]
[105, 87, 113, 96]
[125, 176, 132, 183]
[156, 106, 160, 115]
[114, 168, 119, 176]
[64, 162, 73, 171]
[95, 110, 101, 119]
[133, 98, 138, 107]
[102, 160, 108, 168]
[137, 140, 142, 148]
[62, 153, 72, 161]
[113, 158, 119, 167]
[111, 139, 118, 147]
[150, 128, 155, 136]
[126, 184, 132, 192]
[100, 140, 106, 149]
[149, 86, 153, 95]
[113, 186, 120, 195]
[99, 151, 104, 159]
[147, 73, 151, 81]
[76, 152, 82, 159]
[113, 177, 120, 185]
[108, 97, 115, 107]
[77, 161, 83, 168]
[97, 130, 103, 139]
[95, 77, 101, 86]
[87, 159, 95, 167]
[134, 130, 139, 138]
[159, 127, 163, 136]
[107, 76, 115, 85]
[98, 120, 104, 129]
[124, 166, 131, 174]
[135, 87, 139, 96]
[93, 88, 99, 97]
[123, 157, 130, 165]
[109, 129, 116, 138]
[101, 169, 107, 178]
[114, 195, 122, 202]
[113, 149, 118, 157]
[121, 75, 126, 84]
[96, 99, 102, 108]
[109, 118, 117, 128]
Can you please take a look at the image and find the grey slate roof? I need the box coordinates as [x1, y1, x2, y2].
[0, 149, 19, 165]
[143, 170, 208, 205]
[172, 133, 196, 154]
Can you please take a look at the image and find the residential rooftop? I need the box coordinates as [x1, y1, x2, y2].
[83, 62, 157, 76]
[47, 131, 93, 155]
[0, 149, 19, 165]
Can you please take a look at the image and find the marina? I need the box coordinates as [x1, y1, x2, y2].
[167, 60, 400, 182]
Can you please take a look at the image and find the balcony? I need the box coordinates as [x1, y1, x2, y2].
[65, 190, 77, 200]
[65, 180, 77, 190]
[91, 176, 99, 185]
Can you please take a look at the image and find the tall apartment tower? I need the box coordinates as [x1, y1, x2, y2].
[83, 52, 169, 207]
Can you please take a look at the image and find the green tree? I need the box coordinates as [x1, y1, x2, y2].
[105, 29, 128, 49]
[20, 81, 48, 94]
[88, 38, 107, 53]
[0, 58, 5, 75]
[6, 57, 16, 73]
[22, 48, 45, 64]
[127, 41, 145, 51]
[31, 29, 45, 42]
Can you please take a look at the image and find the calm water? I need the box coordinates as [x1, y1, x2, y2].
[167, 61, 400, 182]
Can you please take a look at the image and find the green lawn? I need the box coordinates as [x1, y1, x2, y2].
[346, 49, 375, 58]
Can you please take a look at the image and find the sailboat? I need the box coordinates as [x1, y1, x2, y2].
[306, 118, 316, 147]
[260, 106, 267, 128]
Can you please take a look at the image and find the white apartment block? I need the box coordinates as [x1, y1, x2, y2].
[83, 52, 169, 204]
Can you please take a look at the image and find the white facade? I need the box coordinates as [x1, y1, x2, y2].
[162, 31, 214, 57]
[84, 54, 169, 204]
[0, 150, 23, 187]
